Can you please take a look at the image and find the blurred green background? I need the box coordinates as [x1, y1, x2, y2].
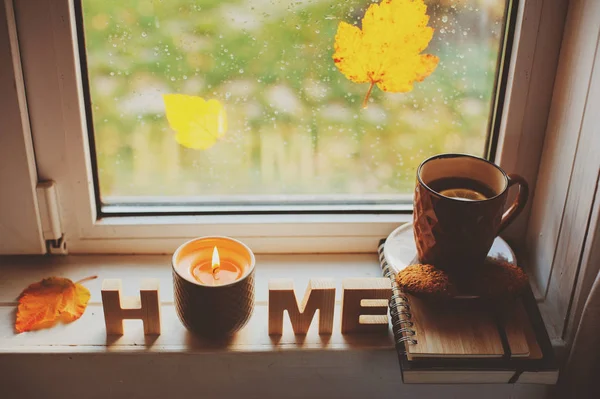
[81, 0, 507, 201]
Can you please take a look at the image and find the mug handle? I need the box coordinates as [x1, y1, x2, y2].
[498, 174, 529, 234]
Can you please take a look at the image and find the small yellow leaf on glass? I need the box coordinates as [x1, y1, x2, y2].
[163, 94, 227, 150]
[333, 0, 439, 108]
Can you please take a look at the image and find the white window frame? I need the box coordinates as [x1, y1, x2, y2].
[0, 0, 44, 255]
[4, 0, 560, 255]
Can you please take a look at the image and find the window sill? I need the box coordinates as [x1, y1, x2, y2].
[0, 254, 553, 398]
[0, 253, 396, 353]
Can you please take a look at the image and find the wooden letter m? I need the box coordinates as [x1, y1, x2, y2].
[268, 278, 335, 335]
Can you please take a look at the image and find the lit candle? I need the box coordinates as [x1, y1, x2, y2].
[192, 246, 242, 285]
[172, 236, 256, 337]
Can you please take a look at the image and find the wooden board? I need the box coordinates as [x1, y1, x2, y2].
[405, 296, 505, 359]
[504, 301, 532, 358]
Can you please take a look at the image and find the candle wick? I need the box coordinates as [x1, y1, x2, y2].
[213, 266, 220, 280]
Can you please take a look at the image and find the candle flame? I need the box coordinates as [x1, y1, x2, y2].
[211, 246, 220, 275]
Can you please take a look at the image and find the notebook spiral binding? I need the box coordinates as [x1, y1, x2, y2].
[378, 242, 417, 351]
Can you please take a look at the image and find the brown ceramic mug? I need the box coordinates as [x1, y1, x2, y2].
[413, 154, 528, 273]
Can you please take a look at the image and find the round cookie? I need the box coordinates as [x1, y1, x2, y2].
[396, 264, 458, 298]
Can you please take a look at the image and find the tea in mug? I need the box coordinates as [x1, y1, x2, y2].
[428, 177, 496, 201]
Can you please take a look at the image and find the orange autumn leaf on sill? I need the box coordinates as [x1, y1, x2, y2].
[15, 276, 97, 333]
[333, 0, 439, 108]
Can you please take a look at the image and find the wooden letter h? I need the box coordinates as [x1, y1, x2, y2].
[101, 279, 161, 335]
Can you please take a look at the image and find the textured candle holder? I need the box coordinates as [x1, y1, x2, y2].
[172, 236, 256, 337]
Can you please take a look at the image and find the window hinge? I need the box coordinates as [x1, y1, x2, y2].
[36, 181, 68, 255]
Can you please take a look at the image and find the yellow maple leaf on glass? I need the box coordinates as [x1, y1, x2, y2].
[333, 0, 439, 108]
[163, 94, 227, 150]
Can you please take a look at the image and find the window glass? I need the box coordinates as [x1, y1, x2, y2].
[79, 0, 509, 206]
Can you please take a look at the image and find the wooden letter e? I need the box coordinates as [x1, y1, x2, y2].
[341, 278, 391, 334]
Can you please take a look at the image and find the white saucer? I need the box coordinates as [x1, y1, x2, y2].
[383, 223, 516, 276]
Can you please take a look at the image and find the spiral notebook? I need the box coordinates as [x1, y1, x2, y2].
[378, 239, 558, 384]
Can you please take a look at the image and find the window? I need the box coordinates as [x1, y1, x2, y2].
[76, 0, 513, 214]
[11, 0, 548, 254]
